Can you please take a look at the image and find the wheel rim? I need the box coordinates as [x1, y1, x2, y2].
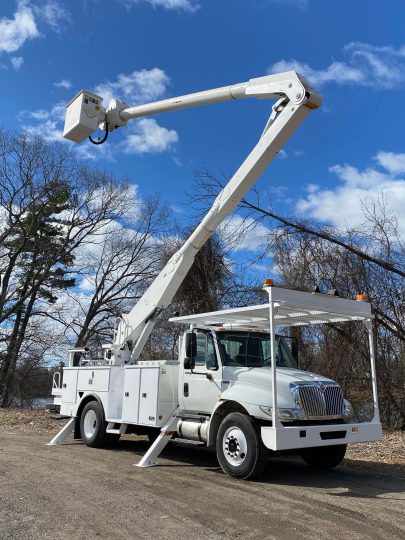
[223, 427, 247, 466]
[83, 409, 97, 439]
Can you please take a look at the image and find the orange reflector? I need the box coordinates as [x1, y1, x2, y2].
[306, 100, 319, 110]
[263, 278, 273, 286]
[356, 294, 366, 301]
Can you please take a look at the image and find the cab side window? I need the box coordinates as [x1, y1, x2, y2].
[194, 334, 207, 366]
[194, 333, 218, 370]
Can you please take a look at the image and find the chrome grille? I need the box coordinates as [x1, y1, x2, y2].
[292, 383, 344, 419]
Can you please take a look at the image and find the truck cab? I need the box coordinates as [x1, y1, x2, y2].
[181, 328, 346, 423]
[165, 285, 382, 479]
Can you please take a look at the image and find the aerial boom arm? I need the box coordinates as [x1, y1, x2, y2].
[104, 72, 322, 362]
[117, 70, 315, 122]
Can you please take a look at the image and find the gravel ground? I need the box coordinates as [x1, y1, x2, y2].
[0, 409, 404, 540]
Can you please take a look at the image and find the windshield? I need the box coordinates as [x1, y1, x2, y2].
[217, 332, 297, 369]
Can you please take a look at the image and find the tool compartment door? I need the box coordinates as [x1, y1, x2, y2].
[122, 368, 141, 423]
[61, 368, 78, 404]
[77, 368, 110, 392]
[138, 368, 159, 426]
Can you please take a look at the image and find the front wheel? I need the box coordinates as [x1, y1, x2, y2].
[216, 412, 267, 480]
[300, 444, 347, 469]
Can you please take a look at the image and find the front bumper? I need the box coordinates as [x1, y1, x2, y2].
[261, 421, 382, 451]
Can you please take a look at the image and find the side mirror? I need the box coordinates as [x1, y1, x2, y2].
[184, 357, 195, 370]
[184, 332, 197, 371]
[185, 332, 197, 359]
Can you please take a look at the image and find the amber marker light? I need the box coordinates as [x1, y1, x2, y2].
[356, 294, 366, 301]
[263, 278, 273, 286]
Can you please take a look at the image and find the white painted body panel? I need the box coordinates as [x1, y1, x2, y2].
[63, 90, 104, 143]
[61, 369, 78, 405]
[261, 421, 383, 451]
[122, 368, 141, 423]
[221, 366, 335, 409]
[77, 368, 110, 392]
[59, 363, 179, 429]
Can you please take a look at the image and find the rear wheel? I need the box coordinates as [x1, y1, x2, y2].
[300, 444, 347, 469]
[80, 400, 111, 448]
[216, 412, 267, 480]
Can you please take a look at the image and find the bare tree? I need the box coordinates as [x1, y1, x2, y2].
[189, 168, 405, 428]
[0, 128, 134, 406]
[51, 195, 170, 362]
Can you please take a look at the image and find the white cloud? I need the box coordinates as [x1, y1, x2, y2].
[170, 204, 184, 213]
[297, 153, 405, 237]
[33, 0, 72, 33]
[10, 56, 24, 70]
[171, 155, 182, 167]
[375, 151, 405, 175]
[122, 118, 178, 154]
[220, 214, 271, 253]
[20, 68, 178, 157]
[117, 0, 200, 13]
[21, 67, 178, 157]
[0, 1, 71, 57]
[95, 67, 170, 107]
[21, 102, 66, 142]
[266, 0, 307, 9]
[269, 42, 405, 89]
[54, 78, 72, 89]
[95, 68, 179, 156]
[0, 1, 40, 53]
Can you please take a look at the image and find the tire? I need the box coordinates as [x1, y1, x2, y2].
[80, 400, 110, 448]
[300, 444, 347, 469]
[216, 412, 267, 480]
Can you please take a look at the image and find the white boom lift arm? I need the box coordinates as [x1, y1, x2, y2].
[63, 71, 322, 365]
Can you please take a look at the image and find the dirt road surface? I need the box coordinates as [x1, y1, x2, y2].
[0, 430, 404, 540]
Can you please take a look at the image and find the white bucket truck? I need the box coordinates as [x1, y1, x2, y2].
[49, 71, 382, 479]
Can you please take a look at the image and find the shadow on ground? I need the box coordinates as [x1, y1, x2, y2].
[82, 436, 405, 500]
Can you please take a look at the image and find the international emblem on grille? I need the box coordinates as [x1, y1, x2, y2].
[290, 382, 344, 419]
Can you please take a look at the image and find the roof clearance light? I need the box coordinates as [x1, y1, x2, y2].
[356, 294, 366, 301]
[263, 278, 273, 286]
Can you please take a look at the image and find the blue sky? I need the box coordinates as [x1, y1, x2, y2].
[2, 0, 405, 253]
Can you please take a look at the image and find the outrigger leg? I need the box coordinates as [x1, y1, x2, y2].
[47, 417, 76, 446]
[135, 410, 178, 468]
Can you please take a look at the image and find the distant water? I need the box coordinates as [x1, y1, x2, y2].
[31, 396, 53, 409]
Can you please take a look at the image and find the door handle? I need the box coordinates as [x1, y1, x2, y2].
[184, 382, 189, 397]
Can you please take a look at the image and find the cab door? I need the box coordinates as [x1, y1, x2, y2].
[181, 332, 222, 414]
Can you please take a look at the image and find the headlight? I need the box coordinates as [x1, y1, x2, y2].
[343, 399, 353, 419]
[259, 405, 306, 421]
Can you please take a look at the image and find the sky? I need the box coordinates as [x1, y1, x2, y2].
[2, 0, 405, 260]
